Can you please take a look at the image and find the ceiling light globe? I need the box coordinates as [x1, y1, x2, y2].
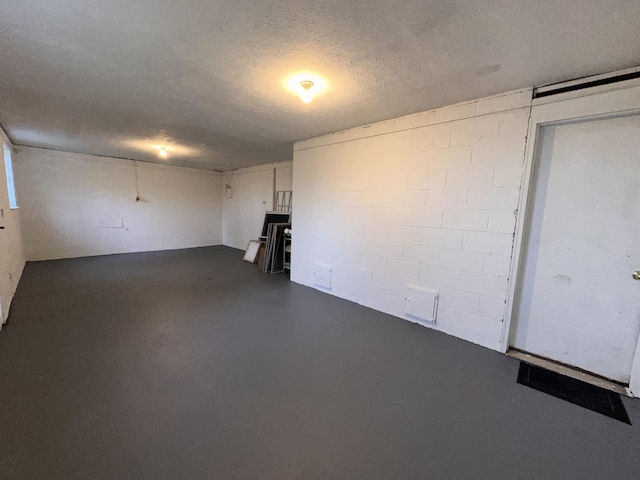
[300, 91, 314, 103]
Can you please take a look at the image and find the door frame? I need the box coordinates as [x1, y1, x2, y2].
[501, 78, 640, 396]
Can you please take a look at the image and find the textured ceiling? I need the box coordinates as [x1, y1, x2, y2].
[1, 0, 639, 171]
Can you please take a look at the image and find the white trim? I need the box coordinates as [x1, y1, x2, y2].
[630, 341, 640, 396]
[501, 81, 640, 396]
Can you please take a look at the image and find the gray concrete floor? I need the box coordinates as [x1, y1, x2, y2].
[0, 246, 639, 479]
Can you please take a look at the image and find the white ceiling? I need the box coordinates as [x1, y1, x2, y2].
[1, 0, 639, 171]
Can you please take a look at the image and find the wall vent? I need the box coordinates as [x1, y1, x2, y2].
[403, 285, 438, 324]
[313, 263, 332, 290]
[533, 66, 640, 99]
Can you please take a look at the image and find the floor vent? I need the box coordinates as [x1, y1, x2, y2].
[517, 363, 631, 424]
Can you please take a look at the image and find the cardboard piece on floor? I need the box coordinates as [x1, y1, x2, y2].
[256, 242, 266, 270]
[243, 240, 261, 263]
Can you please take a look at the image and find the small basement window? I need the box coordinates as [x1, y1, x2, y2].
[3, 143, 18, 209]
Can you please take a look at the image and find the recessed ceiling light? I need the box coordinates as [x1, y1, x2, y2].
[159, 147, 168, 157]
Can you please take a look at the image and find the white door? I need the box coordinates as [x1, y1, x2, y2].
[511, 113, 640, 383]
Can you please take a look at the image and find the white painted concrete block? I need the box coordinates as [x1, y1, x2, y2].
[488, 211, 517, 234]
[463, 231, 513, 256]
[438, 287, 481, 314]
[424, 189, 467, 209]
[471, 142, 526, 166]
[409, 123, 451, 152]
[450, 116, 501, 147]
[356, 254, 388, 273]
[479, 296, 506, 320]
[352, 239, 403, 259]
[371, 273, 403, 293]
[483, 255, 511, 277]
[427, 146, 473, 170]
[493, 164, 523, 188]
[346, 207, 376, 223]
[16, 147, 223, 261]
[497, 108, 531, 142]
[459, 272, 509, 299]
[399, 208, 443, 228]
[351, 223, 389, 241]
[377, 190, 426, 209]
[331, 277, 359, 298]
[374, 208, 399, 225]
[388, 225, 422, 245]
[436, 305, 456, 326]
[402, 244, 440, 265]
[432, 101, 478, 124]
[467, 188, 520, 211]
[386, 259, 421, 280]
[421, 228, 463, 249]
[476, 90, 532, 116]
[291, 89, 531, 353]
[334, 265, 372, 285]
[369, 172, 409, 191]
[419, 265, 460, 289]
[446, 167, 494, 189]
[442, 210, 489, 231]
[454, 310, 503, 339]
[407, 170, 447, 190]
[438, 249, 486, 273]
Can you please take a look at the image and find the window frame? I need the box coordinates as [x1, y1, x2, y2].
[3, 142, 18, 210]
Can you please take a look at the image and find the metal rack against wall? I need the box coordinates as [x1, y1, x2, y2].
[283, 230, 292, 273]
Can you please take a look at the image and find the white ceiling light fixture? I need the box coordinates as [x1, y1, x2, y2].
[152, 145, 173, 158]
[284, 73, 328, 105]
[299, 80, 315, 103]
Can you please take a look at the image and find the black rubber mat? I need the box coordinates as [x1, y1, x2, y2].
[517, 362, 630, 424]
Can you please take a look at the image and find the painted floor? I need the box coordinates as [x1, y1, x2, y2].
[0, 246, 639, 479]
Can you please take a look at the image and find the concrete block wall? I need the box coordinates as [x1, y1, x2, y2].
[14, 147, 223, 261]
[222, 161, 293, 250]
[291, 89, 532, 351]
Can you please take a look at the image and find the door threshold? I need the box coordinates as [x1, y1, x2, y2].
[506, 349, 632, 397]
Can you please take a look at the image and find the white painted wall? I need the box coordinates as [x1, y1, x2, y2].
[0, 134, 25, 325]
[222, 161, 292, 250]
[14, 147, 223, 261]
[291, 90, 532, 351]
